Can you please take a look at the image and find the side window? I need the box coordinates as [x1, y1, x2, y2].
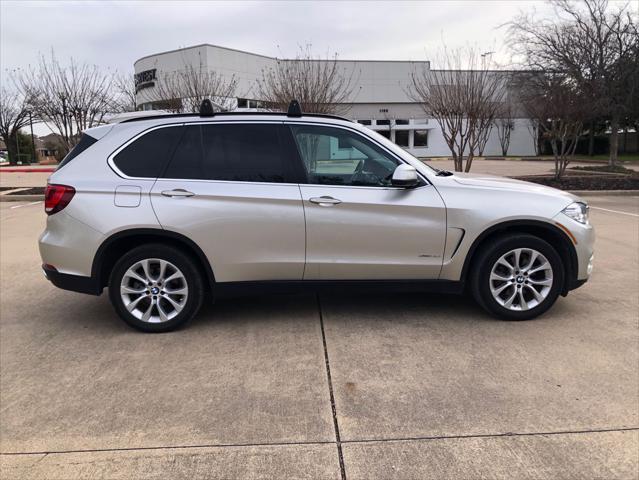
[289, 125, 400, 187]
[113, 126, 183, 178]
[163, 123, 289, 183]
[57, 133, 97, 170]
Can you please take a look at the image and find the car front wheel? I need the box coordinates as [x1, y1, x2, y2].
[471, 234, 564, 320]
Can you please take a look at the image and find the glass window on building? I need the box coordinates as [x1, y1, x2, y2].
[376, 119, 390, 126]
[395, 130, 409, 147]
[395, 119, 409, 125]
[414, 130, 429, 147]
[377, 130, 391, 139]
[357, 120, 372, 125]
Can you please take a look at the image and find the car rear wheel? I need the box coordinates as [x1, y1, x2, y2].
[471, 234, 564, 320]
[109, 244, 204, 332]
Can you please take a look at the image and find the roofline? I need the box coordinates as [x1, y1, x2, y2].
[119, 110, 353, 124]
[134, 43, 430, 67]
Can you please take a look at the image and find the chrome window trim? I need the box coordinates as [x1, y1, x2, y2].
[106, 119, 430, 189]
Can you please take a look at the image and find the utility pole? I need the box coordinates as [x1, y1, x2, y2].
[29, 111, 36, 163]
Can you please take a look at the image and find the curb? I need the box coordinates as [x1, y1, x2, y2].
[0, 168, 55, 173]
[0, 195, 44, 202]
[569, 190, 639, 196]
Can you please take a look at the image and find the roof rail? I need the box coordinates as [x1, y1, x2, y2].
[120, 98, 352, 124]
[287, 99, 302, 117]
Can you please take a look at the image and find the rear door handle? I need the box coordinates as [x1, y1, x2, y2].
[309, 196, 342, 206]
[161, 189, 195, 198]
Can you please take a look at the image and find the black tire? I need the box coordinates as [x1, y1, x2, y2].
[470, 234, 564, 321]
[108, 244, 204, 332]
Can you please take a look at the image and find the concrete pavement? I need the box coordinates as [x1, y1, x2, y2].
[0, 196, 637, 479]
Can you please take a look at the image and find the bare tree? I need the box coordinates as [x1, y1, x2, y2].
[0, 82, 32, 165]
[408, 48, 506, 172]
[137, 54, 238, 114]
[518, 72, 587, 179]
[527, 119, 541, 156]
[113, 73, 138, 112]
[508, 0, 638, 165]
[20, 52, 116, 154]
[495, 99, 515, 156]
[256, 46, 357, 115]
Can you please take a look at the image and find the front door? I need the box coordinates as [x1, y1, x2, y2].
[289, 124, 446, 280]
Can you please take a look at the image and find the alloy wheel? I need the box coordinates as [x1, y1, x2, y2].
[120, 258, 188, 323]
[489, 248, 553, 311]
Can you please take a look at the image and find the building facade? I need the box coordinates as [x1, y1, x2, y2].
[134, 44, 537, 157]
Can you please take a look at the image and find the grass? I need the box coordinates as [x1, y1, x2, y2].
[570, 164, 637, 175]
[418, 153, 639, 163]
[571, 153, 639, 163]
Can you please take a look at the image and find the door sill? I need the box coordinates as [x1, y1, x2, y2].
[214, 279, 463, 298]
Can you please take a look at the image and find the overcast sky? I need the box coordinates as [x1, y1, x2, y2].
[1, 0, 563, 76]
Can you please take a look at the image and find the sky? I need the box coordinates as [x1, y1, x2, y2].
[1, 0, 561, 77]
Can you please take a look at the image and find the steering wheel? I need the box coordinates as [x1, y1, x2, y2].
[354, 159, 365, 175]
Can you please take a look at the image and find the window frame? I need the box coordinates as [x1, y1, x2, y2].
[286, 122, 428, 190]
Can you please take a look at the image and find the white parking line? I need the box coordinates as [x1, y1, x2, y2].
[10, 201, 42, 209]
[590, 206, 639, 218]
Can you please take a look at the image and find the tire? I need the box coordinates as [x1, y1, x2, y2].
[470, 234, 564, 321]
[108, 244, 204, 332]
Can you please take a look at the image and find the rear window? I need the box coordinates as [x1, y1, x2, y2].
[113, 126, 183, 178]
[57, 134, 97, 170]
[163, 123, 289, 183]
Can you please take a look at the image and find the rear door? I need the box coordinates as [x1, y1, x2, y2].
[289, 123, 446, 280]
[150, 122, 306, 282]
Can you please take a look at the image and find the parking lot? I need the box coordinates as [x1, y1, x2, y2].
[0, 194, 637, 479]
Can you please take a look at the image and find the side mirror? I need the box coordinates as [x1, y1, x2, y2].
[391, 164, 420, 188]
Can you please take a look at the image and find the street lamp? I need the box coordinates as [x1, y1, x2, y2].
[481, 51, 495, 69]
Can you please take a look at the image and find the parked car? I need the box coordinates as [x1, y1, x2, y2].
[39, 102, 594, 332]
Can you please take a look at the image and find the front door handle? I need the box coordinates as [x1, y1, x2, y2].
[309, 196, 342, 206]
[161, 189, 195, 198]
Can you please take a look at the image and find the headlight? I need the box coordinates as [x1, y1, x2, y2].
[562, 202, 589, 224]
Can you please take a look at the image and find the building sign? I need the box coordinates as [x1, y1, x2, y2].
[135, 69, 157, 92]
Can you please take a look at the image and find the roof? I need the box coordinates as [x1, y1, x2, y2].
[134, 43, 431, 67]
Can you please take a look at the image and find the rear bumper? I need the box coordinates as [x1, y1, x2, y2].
[43, 265, 102, 295]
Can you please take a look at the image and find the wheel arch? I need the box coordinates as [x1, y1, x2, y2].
[92, 228, 215, 294]
[461, 220, 578, 295]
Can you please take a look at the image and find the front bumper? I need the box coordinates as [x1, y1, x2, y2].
[553, 212, 595, 282]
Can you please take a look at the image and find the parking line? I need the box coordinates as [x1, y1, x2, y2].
[10, 201, 42, 209]
[589, 206, 639, 218]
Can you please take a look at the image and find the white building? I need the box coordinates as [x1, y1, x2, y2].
[134, 44, 536, 157]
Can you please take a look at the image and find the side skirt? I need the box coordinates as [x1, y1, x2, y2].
[214, 279, 464, 299]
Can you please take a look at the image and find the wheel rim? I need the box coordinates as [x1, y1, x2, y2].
[489, 248, 553, 311]
[120, 258, 188, 324]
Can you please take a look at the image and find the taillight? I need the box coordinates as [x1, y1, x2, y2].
[45, 184, 75, 215]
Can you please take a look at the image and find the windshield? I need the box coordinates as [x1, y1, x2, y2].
[361, 127, 440, 173]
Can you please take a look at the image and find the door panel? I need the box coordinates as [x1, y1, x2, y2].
[300, 184, 446, 280]
[150, 122, 305, 283]
[151, 180, 305, 282]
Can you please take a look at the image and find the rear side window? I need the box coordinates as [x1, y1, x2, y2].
[113, 126, 183, 178]
[57, 134, 97, 170]
[164, 123, 288, 183]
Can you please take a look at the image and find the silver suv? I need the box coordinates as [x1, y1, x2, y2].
[39, 101, 594, 332]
